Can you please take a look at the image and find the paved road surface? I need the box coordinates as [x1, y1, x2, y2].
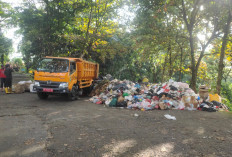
[0, 73, 232, 157]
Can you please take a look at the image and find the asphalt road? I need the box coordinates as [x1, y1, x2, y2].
[0, 73, 232, 157]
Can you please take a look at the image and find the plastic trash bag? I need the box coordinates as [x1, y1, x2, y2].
[109, 97, 117, 107]
[164, 114, 176, 120]
[105, 98, 112, 106]
[125, 95, 133, 101]
[30, 84, 36, 93]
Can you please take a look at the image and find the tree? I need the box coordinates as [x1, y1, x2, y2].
[0, 0, 13, 27]
[131, 0, 191, 83]
[0, 31, 12, 64]
[177, 0, 223, 92]
[17, 0, 125, 73]
[131, 0, 228, 91]
[0, 0, 13, 64]
[216, 0, 232, 94]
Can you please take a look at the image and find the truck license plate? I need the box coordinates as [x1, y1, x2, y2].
[43, 88, 53, 92]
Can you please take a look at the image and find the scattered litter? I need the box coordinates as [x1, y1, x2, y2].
[24, 138, 35, 145]
[216, 137, 225, 141]
[164, 114, 176, 120]
[134, 113, 139, 117]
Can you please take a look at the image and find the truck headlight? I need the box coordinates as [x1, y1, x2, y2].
[59, 83, 68, 88]
[34, 81, 40, 86]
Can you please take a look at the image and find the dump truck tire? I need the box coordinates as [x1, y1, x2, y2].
[68, 86, 78, 101]
[37, 92, 49, 99]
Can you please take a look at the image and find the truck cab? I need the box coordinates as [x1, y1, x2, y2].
[33, 56, 99, 100]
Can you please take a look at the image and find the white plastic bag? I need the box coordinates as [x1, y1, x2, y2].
[18, 81, 26, 85]
[105, 98, 112, 106]
[30, 84, 36, 93]
[125, 95, 133, 101]
[164, 114, 176, 120]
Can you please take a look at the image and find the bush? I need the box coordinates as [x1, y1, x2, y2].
[221, 82, 232, 110]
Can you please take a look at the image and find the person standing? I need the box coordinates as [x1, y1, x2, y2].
[0, 65, 6, 92]
[4, 64, 14, 94]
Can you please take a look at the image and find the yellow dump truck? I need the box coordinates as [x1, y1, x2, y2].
[33, 56, 99, 100]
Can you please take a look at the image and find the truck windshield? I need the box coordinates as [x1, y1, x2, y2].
[37, 58, 69, 73]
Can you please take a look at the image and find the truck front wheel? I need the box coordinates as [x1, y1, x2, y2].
[68, 86, 78, 101]
[37, 92, 49, 99]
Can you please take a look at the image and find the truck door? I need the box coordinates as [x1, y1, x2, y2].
[69, 61, 77, 90]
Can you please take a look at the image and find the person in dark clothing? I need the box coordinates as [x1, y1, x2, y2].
[0, 65, 6, 92]
[4, 64, 14, 93]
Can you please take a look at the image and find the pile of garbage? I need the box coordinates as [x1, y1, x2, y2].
[198, 85, 229, 112]
[13, 80, 34, 94]
[90, 76, 229, 112]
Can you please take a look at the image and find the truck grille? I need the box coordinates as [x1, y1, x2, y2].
[39, 81, 60, 88]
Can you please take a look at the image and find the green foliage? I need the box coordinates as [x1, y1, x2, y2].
[17, 0, 125, 70]
[0, 0, 15, 64]
[129, 0, 192, 83]
[0, 31, 12, 64]
[201, 36, 232, 91]
[12, 58, 23, 66]
[221, 82, 232, 110]
[0, 0, 14, 27]
[127, 0, 231, 88]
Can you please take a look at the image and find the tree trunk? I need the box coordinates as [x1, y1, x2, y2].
[44, 0, 51, 56]
[26, 63, 29, 73]
[181, 0, 218, 92]
[168, 44, 173, 78]
[181, 0, 200, 93]
[190, 71, 197, 92]
[86, 3, 93, 42]
[161, 55, 168, 82]
[189, 33, 197, 92]
[178, 47, 183, 82]
[153, 66, 156, 83]
[216, 9, 232, 95]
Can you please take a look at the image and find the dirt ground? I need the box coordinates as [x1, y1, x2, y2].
[0, 73, 232, 157]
